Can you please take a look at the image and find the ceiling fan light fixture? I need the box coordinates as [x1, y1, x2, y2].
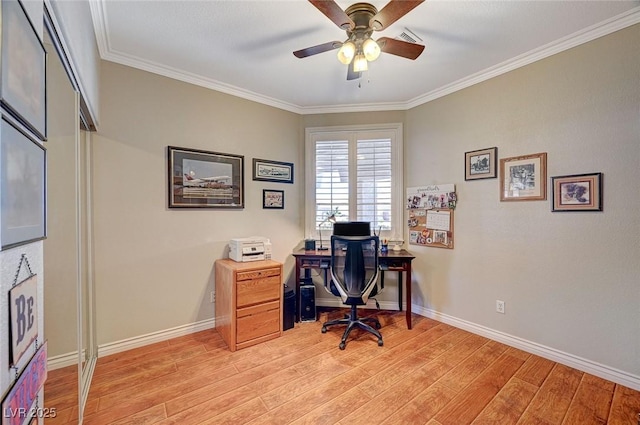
[353, 53, 368, 72]
[337, 41, 356, 64]
[362, 38, 381, 61]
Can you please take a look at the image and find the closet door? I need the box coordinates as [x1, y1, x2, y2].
[43, 28, 96, 422]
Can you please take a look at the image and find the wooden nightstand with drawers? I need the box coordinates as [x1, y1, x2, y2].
[214, 259, 283, 351]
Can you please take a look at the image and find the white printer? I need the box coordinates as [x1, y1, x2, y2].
[229, 236, 272, 262]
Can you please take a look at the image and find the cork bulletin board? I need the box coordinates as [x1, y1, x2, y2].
[406, 184, 456, 249]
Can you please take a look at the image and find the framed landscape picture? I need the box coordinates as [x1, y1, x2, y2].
[252, 158, 293, 184]
[168, 146, 244, 209]
[551, 172, 602, 212]
[465, 147, 497, 180]
[500, 152, 547, 201]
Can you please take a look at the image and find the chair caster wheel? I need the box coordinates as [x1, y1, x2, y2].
[321, 327, 327, 333]
[339, 342, 346, 350]
[378, 340, 384, 347]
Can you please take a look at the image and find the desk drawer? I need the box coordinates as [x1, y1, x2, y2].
[237, 275, 280, 307]
[237, 267, 280, 281]
[236, 301, 280, 343]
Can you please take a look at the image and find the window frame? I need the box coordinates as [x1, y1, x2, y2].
[305, 123, 404, 242]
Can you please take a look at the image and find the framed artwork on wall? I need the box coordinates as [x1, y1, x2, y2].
[168, 146, 244, 209]
[252, 158, 294, 184]
[263, 189, 284, 209]
[1, 115, 46, 249]
[500, 152, 547, 201]
[551, 172, 602, 212]
[0, 0, 47, 141]
[464, 147, 497, 180]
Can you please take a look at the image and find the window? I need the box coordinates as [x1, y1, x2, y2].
[305, 124, 403, 241]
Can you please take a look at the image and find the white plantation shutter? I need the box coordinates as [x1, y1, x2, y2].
[357, 138, 392, 231]
[306, 124, 403, 240]
[315, 140, 349, 227]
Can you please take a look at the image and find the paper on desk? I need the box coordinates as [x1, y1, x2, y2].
[426, 210, 450, 231]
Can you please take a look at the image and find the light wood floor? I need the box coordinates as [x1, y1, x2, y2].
[45, 309, 640, 425]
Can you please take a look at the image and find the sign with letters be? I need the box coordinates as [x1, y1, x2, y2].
[9, 275, 39, 367]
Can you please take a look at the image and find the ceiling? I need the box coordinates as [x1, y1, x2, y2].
[89, 1, 640, 114]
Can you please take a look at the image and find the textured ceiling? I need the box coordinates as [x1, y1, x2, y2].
[90, 0, 640, 114]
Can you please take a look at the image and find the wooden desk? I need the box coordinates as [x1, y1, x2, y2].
[292, 248, 416, 329]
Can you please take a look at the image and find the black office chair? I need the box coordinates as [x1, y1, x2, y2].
[321, 234, 383, 350]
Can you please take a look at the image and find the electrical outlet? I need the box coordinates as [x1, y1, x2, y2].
[496, 300, 505, 314]
[210, 291, 215, 303]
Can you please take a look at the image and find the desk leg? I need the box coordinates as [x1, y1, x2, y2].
[405, 263, 412, 329]
[295, 259, 301, 322]
[397, 271, 403, 312]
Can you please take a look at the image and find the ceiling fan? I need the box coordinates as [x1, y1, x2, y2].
[293, 0, 426, 80]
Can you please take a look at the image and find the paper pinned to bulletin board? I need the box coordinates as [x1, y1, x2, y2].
[406, 184, 456, 249]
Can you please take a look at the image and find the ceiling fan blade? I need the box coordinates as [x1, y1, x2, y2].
[377, 37, 425, 60]
[309, 0, 355, 30]
[293, 41, 343, 58]
[347, 66, 361, 81]
[370, 0, 425, 31]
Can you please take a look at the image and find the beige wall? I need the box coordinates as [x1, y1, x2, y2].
[405, 24, 640, 377]
[91, 24, 638, 383]
[94, 62, 302, 345]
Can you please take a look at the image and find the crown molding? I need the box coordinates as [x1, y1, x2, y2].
[90, 4, 640, 115]
[406, 6, 640, 109]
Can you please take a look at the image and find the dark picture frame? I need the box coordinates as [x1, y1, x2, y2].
[0, 0, 47, 141]
[168, 146, 244, 209]
[500, 152, 547, 201]
[252, 158, 294, 184]
[263, 189, 284, 209]
[465, 147, 497, 180]
[551, 172, 602, 212]
[1, 116, 46, 249]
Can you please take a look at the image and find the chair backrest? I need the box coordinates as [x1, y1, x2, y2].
[329, 235, 379, 305]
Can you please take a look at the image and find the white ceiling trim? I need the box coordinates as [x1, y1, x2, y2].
[90, 4, 640, 116]
[88, 0, 301, 114]
[407, 6, 640, 110]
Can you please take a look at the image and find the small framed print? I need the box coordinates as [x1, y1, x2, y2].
[500, 152, 547, 201]
[263, 189, 284, 209]
[252, 158, 294, 184]
[465, 147, 497, 180]
[551, 173, 602, 212]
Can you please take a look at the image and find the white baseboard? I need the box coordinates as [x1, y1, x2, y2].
[98, 318, 216, 358]
[48, 319, 216, 370]
[50, 306, 640, 391]
[412, 304, 640, 391]
[47, 351, 79, 370]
